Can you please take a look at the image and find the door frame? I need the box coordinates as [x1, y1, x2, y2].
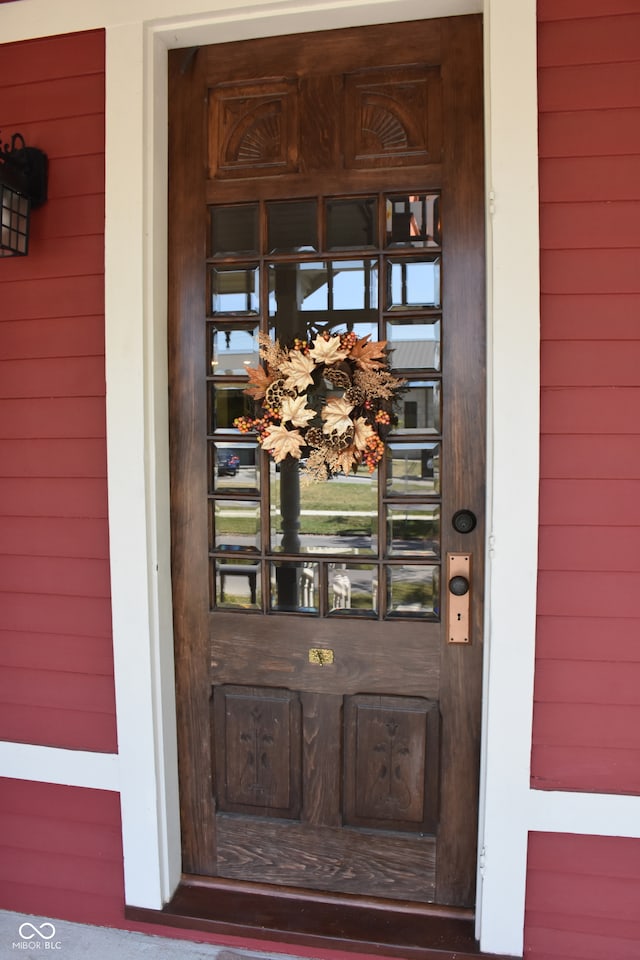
[103, 0, 538, 956]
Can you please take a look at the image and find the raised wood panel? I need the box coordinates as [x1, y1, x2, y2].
[0, 357, 106, 398]
[0, 397, 106, 438]
[541, 386, 640, 434]
[343, 694, 439, 833]
[537, 570, 640, 618]
[539, 62, 640, 112]
[539, 479, 640, 525]
[540, 293, 640, 338]
[0, 517, 109, 559]
[0, 318, 105, 361]
[540, 157, 640, 203]
[0, 594, 112, 637]
[538, 13, 640, 64]
[0, 703, 117, 752]
[0, 438, 107, 478]
[0, 631, 114, 675]
[538, 525, 640, 571]
[0, 555, 110, 596]
[0, 276, 104, 321]
[531, 743, 640, 794]
[535, 660, 640, 706]
[213, 685, 302, 818]
[538, 107, 640, 158]
[540, 435, 640, 479]
[209, 80, 298, 179]
[536, 616, 640, 663]
[540, 201, 640, 250]
[344, 67, 441, 168]
[540, 249, 640, 295]
[216, 816, 436, 901]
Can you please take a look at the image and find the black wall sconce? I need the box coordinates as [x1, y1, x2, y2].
[0, 132, 48, 257]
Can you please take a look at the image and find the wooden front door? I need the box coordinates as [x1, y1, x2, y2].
[168, 15, 484, 916]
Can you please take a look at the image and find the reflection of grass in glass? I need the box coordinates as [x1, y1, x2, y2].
[389, 578, 435, 609]
[216, 516, 257, 535]
[272, 477, 377, 538]
[388, 457, 439, 495]
[217, 595, 257, 608]
[392, 519, 437, 539]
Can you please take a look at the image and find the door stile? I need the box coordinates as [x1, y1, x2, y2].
[168, 49, 217, 876]
[436, 16, 485, 905]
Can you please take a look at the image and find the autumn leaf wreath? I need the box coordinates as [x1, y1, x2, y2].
[234, 331, 405, 482]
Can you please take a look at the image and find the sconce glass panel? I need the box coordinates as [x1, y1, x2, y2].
[0, 184, 29, 257]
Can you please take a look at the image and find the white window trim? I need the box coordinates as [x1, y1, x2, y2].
[0, 0, 550, 955]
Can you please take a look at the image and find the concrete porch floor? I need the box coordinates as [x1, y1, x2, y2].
[0, 911, 308, 960]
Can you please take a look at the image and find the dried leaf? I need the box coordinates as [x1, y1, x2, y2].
[352, 416, 375, 451]
[280, 395, 316, 429]
[332, 445, 358, 475]
[261, 424, 305, 462]
[280, 350, 316, 393]
[244, 364, 272, 400]
[309, 334, 349, 365]
[321, 396, 354, 435]
[349, 335, 388, 371]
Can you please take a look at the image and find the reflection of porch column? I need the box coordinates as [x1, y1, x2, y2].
[274, 263, 303, 607]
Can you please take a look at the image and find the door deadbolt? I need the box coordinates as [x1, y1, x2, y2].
[452, 509, 477, 534]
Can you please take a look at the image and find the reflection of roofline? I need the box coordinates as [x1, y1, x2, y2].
[214, 338, 439, 373]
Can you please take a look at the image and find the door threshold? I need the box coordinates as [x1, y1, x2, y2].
[125, 876, 515, 960]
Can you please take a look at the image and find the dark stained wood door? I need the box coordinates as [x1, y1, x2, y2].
[168, 15, 484, 914]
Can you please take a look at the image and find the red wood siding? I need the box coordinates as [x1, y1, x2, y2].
[525, 833, 640, 960]
[534, 3, 640, 795]
[0, 779, 125, 925]
[0, 30, 116, 752]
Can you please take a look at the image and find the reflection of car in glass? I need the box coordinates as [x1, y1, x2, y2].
[217, 453, 240, 477]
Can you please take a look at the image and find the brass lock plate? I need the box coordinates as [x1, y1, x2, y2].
[308, 648, 334, 665]
[447, 553, 471, 645]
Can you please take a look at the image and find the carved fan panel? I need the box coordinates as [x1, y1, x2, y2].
[209, 80, 299, 179]
[344, 67, 442, 169]
[344, 694, 440, 833]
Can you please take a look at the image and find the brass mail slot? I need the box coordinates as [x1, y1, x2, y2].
[309, 648, 334, 665]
